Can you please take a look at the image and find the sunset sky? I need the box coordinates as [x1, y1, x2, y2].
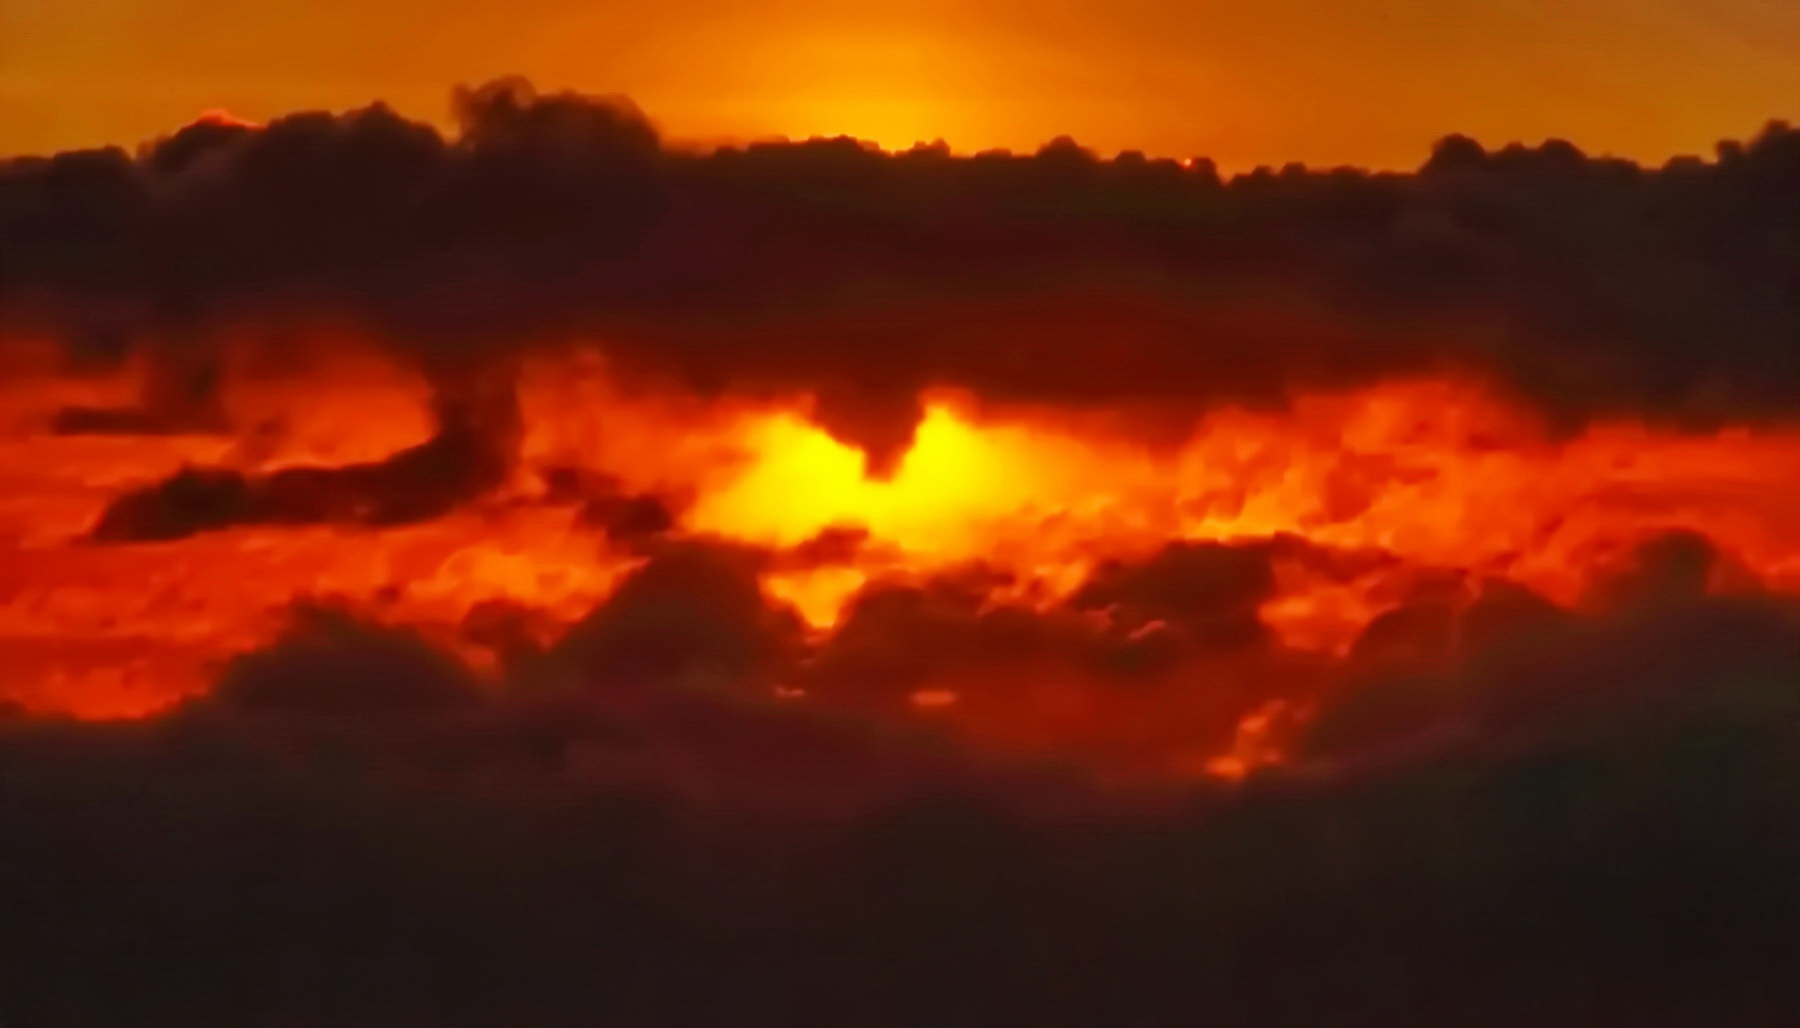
[3, 0, 1798, 168]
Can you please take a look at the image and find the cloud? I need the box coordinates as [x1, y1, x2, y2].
[2, 83, 1799, 1026]
[89, 376, 519, 538]
[3, 576, 1799, 1025]
[4, 87, 1797, 460]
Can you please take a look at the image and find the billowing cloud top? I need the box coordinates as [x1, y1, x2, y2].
[4, 79, 1797, 466]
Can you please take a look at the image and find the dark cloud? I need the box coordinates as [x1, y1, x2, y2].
[4, 86, 1797, 459]
[89, 371, 519, 540]
[3, 581, 1800, 1025]
[553, 542, 805, 688]
[1071, 539, 1276, 648]
[205, 605, 482, 718]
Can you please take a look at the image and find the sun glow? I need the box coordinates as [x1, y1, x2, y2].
[3, 335, 1799, 778]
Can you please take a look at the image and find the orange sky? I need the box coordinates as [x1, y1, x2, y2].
[2, 0, 1796, 168]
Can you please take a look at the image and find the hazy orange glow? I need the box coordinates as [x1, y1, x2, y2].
[909, 688, 960, 709]
[3, 332, 1798, 775]
[3, 0, 1795, 167]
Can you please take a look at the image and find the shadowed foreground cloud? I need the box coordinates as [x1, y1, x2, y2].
[2, 563, 1798, 1025]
